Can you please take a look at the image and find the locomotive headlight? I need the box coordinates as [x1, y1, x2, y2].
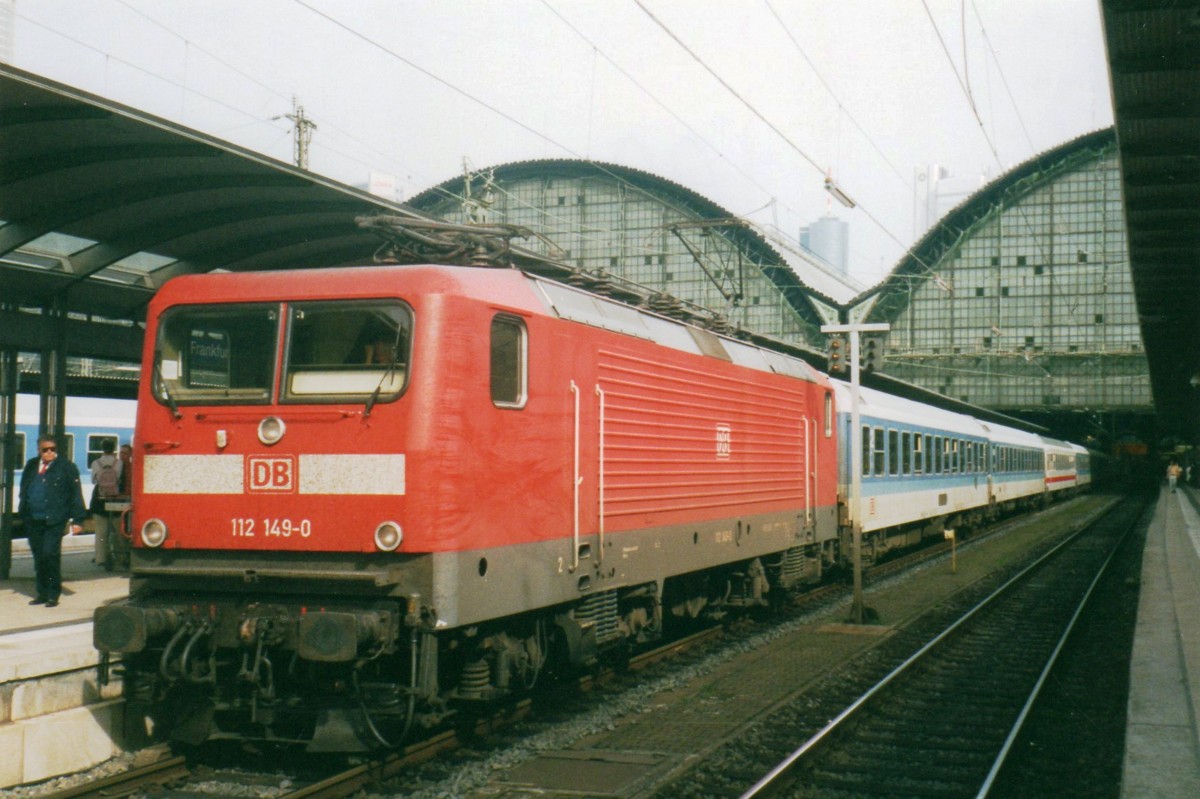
[140, 518, 168, 548]
[257, 415, 286, 446]
[374, 521, 403, 552]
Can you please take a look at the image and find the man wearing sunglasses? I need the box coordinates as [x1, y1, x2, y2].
[18, 435, 87, 608]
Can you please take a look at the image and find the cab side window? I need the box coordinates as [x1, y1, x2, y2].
[490, 315, 527, 408]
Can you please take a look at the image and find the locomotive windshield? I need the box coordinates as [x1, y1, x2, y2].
[154, 304, 279, 404]
[152, 300, 412, 407]
[282, 300, 411, 403]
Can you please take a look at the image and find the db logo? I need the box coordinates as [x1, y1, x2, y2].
[715, 424, 732, 459]
[247, 456, 295, 492]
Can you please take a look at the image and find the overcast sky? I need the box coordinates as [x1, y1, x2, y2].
[10, 0, 1114, 285]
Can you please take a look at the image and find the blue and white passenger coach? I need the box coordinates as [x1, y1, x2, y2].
[831, 381, 1074, 559]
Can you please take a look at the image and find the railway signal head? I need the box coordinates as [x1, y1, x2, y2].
[861, 335, 882, 373]
[827, 332, 847, 374]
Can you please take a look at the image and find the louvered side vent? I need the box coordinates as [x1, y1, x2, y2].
[575, 590, 621, 645]
[778, 547, 808, 587]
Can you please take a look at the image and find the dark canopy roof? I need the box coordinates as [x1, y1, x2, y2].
[0, 63, 419, 332]
[1102, 0, 1200, 442]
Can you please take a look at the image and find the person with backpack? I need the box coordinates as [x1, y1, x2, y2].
[90, 439, 124, 570]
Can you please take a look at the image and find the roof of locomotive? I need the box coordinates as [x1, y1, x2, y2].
[152, 263, 546, 312]
[529, 274, 829, 387]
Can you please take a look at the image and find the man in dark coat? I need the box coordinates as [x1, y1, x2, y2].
[19, 434, 87, 607]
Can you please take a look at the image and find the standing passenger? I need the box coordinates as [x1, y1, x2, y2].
[1167, 461, 1182, 493]
[115, 443, 134, 569]
[18, 435, 87, 607]
[118, 444, 133, 497]
[89, 439, 123, 570]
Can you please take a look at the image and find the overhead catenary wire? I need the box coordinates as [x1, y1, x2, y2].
[101, 0, 717, 251]
[632, 0, 946, 284]
[113, 0, 450, 190]
[921, 0, 1001, 165]
[920, 0, 1087, 327]
[114, 0, 284, 106]
[292, 1, 724, 216]
[632, 0, 824, 177]
[761, 0, 913, 193]
[30, 0, 925, 286]
[969, 0, 1036, 153]
[288, 0, 834, 272]
[25, 0, 1049, 295]
[538, 0, 811, 229]
[13, 8, 290, 139]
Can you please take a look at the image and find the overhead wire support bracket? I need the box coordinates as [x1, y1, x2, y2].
[662, 219, 748, 306]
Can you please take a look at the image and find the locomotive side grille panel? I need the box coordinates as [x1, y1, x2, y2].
[598, 348, 808, 523]
[779, 546, 808, 584]
[574, 589, 621, 645]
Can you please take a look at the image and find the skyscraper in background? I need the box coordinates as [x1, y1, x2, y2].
[0, 0, 15, 64]
[799, 215, 849, 275]
[912, 164, 993, 238]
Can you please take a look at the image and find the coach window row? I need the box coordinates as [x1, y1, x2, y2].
[6, 432, 25, 470]
[1046, 452, 1074, 471]
[994, 446, 1041, 473]
[6, 433, 76, 468]
[862, 426, 984, 477]
[861, 427, 1041, 477]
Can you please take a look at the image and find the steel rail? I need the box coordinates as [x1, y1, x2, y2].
[43, 753, 189, 799]
[976, 508, 1136, 797]
[739, 499, 1127, 799]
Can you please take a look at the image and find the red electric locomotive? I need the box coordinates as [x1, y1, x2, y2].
[95, 263, 839, 749]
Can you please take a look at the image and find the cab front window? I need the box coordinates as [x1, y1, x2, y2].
[155, 304, 279, 405]
[283, 300, 412, 403]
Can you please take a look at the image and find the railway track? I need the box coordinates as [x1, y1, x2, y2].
[39, 704, 525, 799]
[739, 494, 1145, 798]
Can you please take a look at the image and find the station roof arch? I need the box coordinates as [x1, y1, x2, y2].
[409, 158, 864, 310]
[854, 128, 1118, 322]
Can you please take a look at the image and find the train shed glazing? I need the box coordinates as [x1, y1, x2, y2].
[854, 129, 1151, 446]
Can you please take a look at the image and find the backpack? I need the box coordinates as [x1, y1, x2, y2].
[96, 455, 120, 498]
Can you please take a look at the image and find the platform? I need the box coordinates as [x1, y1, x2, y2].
[1123, 486, 1200, 798]
[1, 534, 128, 632]
[0, 534, 130, 788]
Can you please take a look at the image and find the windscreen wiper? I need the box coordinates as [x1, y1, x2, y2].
[364, 326, 404, 420]
[153, 358, 183, 419]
